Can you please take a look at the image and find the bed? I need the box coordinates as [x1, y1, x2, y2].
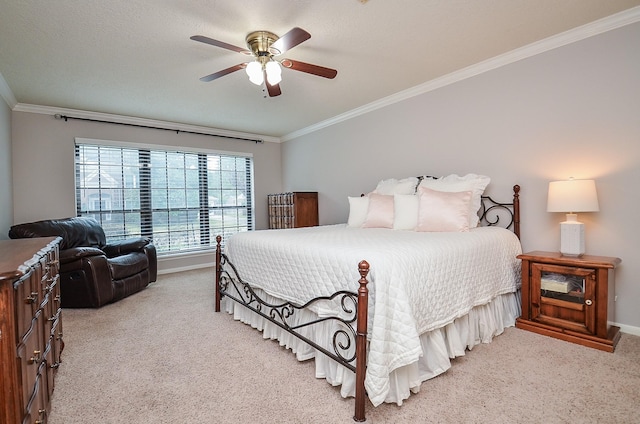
[214, 175, 521, 421]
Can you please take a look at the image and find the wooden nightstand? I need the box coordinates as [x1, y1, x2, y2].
[516, 251, 621, 352]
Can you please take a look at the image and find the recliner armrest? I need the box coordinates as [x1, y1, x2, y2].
[60, 247, 106, 265]
[103, 237, 151, 257]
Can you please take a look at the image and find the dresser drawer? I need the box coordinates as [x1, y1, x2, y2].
[42, 276, 60, 331]
[17, 310, 45, 412]
[43, 309, 63, 397]
[14, 269, 40, 340]
[21, 365, 48, 424]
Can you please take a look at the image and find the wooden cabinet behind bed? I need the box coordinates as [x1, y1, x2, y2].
[268, 192, 318, 229]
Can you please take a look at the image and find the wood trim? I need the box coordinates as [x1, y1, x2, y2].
[516, 319, 621, 353]
[517, 251, 621, 269]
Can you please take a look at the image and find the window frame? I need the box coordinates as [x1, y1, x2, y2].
[74, 138, 255, 255]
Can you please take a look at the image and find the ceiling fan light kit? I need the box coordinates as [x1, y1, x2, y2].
[265, 61, 282, 85]
[190, 27, 337, 97]
[245, 61, 264, 85]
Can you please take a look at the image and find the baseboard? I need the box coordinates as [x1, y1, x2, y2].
[613, 322, 640, 337]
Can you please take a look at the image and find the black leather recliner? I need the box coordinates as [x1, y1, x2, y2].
[9, 217, 157, 308]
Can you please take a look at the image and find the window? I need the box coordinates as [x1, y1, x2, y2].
[75, 141, 253, 254]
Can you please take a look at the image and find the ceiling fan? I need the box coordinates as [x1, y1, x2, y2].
[190, 27, 337, 97]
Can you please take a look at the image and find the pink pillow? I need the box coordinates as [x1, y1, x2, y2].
[416, 187, 472, 232]
[418, 174, 490, 228]
[362, 193, 394, 228]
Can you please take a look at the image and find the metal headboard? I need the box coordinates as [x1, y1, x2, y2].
[416, 176, 520, 239]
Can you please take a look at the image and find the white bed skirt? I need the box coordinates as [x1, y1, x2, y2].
[222, 289, 521, 406]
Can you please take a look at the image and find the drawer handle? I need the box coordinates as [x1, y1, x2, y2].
[35, 409, 47, 424]
[25, 292, 38, 304]
[585, 299, 593, 306]
[29, 350, 42, 365]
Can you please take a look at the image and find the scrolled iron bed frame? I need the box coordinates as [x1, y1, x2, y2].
[215, 184, 520, 422]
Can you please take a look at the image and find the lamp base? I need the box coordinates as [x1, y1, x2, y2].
[559, 214, 585, 257]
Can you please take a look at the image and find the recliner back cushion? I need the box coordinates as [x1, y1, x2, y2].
[9, 217, 107, 250]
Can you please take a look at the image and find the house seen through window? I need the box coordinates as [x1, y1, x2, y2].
[75, 141, 254, 254]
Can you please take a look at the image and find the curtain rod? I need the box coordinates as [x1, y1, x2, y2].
[54, 114, 264, 144]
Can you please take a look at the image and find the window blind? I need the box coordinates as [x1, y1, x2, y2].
[74, 143, 254, 254]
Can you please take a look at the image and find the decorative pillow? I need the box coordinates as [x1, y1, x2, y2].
[362, 193, 394, 228]
[393, 194, 419, 230]
[416, 187, 472, 232]
[347, 196, 370, 227]
[418, 173, 490, 228]
[373, 177, 419, 195]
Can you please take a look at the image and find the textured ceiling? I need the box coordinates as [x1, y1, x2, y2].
[1, 0, 639, 139]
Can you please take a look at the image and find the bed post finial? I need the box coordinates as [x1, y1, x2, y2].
[358, 260, 369, 279]
[354, 260, 369, 422]
[215, 235, 222, 312]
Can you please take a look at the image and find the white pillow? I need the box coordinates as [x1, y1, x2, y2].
[373, 177, 419, 195]
[362, 193, 394, 228]
[393, 194, 419, 230]
[416, 187, 472, 232]
[418, 173, 490, 228]
[347, 196, 369, 227]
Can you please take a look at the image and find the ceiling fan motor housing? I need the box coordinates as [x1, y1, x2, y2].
[246, 31, 280, 57]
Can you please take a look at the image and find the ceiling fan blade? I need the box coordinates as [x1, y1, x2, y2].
[280, 59, 337, 79]
[266, 82, 282, 97]
[270, 27, 311, 55]
[200, 63, 246, 82]
[190, 35, 251, 55]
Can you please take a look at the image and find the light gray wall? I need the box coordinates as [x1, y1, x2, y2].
[282, 23, 640, 330]
[10, 111, 282, 271]
[0, 99, 12, 240]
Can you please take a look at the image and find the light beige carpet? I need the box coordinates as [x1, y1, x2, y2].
[48, 269, 640, 424]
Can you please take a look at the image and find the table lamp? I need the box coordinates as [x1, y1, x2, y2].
[547, 178, 599, 257]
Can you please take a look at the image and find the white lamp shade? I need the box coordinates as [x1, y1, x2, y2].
[265, 61, 282, 85]
[547, 178, 599, 257]
[547, 179, 599, 213]
[245, 61, 264, 85]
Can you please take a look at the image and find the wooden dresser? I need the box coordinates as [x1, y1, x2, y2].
[268, 192, 319, 229]
[0, 237, 63, 424]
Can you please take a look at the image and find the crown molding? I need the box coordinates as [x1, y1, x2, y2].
[12, 103, 281, 143]
[282, 6, 640, 142]
[0, 72, 18, 108]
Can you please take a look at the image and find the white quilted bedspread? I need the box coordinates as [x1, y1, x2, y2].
[223, 224, 522, 406]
